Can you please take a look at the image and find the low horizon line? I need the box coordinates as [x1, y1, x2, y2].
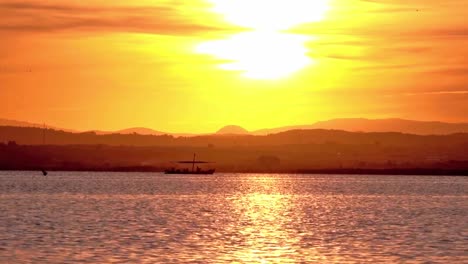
[3, 116, 468, 136]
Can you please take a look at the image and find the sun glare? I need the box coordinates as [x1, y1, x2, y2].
[197, 32, 313, 80]
[209, 0, 330, 31]
[198, 0, 330, 80]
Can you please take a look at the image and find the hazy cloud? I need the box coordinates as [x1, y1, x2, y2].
[424, 67, 468, 76]
[0, 1, 221, 35]
[400, 91, 468, 96]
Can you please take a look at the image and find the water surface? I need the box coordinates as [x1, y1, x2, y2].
[0, 172, 467, 263]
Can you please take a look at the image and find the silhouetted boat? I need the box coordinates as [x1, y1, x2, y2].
[165, 154, 215, 175]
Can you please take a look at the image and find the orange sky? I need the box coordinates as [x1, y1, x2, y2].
[1, 0, 467, 133]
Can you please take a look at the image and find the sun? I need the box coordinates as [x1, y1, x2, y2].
[197, 32, 314, 80]
[197, 0, 330, 80]
[208, 0, 330, 31]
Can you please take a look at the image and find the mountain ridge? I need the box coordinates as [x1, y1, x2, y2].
[252, 118, 468, 135]
[216, 125, 249, 135]
[2, 117, 468, 136]
[0, 118, 77, 133]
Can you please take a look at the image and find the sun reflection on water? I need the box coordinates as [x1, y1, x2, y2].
[233, 195, 301, 262]
[216, 176, 331, 263]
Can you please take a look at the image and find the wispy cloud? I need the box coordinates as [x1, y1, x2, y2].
[424, 67, 468, 76]
[0, 1, 224, 35]
[400, 91, 468, 96]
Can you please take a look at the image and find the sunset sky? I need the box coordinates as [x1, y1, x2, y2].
[1, 0, 467, 133]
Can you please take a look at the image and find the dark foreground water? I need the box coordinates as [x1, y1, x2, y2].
[0, 172, 467, 263]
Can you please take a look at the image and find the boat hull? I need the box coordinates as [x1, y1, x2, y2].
[164, 169, 215, 175]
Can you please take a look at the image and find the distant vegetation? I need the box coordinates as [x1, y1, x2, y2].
[1, 126, 468, 174]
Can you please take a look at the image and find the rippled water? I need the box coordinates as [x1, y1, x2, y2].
[0, 172, 467, 263]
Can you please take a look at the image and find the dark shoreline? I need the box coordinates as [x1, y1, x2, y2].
[2, 128, 468, 177]
[2, 167, 468, 176]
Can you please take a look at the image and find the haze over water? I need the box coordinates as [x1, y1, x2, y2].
[0, 172, 467, 263]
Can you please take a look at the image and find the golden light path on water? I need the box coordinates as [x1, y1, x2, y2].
[196, 0, 330, 80]
[215, 176, 343, 263]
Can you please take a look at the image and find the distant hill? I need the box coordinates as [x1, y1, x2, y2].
[90, 128, 197, 138]
[92, 127, 167, 136]
[3, 117, 468, 136]
[253, 118, 468, 135]
[0, 118, 192, 137]
[216, 125, 249, 135]
[2, 125, 468, 147]
[0, 118, 39, 128]
[0, 118, 76, 132]
[117, 127, 166, 135]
